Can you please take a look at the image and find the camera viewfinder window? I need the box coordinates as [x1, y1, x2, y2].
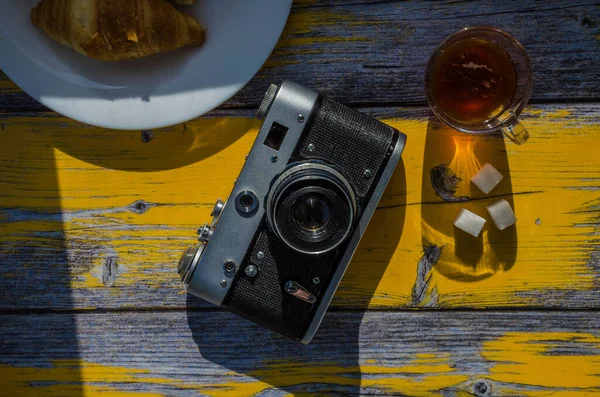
[264, 122, 289, 150]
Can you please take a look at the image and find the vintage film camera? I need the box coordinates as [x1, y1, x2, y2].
[178, 81, 406, 343]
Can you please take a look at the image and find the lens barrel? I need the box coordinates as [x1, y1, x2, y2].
[267, 162, 356, 255]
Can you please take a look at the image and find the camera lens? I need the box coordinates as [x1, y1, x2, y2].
[267, 162, 356, 255]
[292, 193, 331, 233]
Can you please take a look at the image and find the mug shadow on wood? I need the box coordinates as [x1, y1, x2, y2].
[186, 160, 406, 394]
[421, 116, 517, 282]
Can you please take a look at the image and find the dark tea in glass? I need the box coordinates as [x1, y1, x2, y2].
[425, 27, 533, 145]
[429, 37, 517, 124]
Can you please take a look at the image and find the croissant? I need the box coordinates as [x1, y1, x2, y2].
[31, 0, 205, 61]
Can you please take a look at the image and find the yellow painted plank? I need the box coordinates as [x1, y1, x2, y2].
[1, 311, 599, 396]
[483, 332, 600, 389]
[0, 105, 598, 310]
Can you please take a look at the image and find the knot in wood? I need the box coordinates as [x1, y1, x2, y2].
[429, 164, 469, 202]
[473, 380, 490, 396]
[102, 256, 119, 287]
[129, 199, 154, 214]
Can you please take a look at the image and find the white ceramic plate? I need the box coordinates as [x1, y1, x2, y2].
[0, 0, 292, 130]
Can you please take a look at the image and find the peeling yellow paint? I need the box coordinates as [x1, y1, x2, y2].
[0, 78, 21, 93]
[262, 59, 301, 68]
[350, 21, 387, 26]
[277, 36, 373, 48]
[523, 108, 573, 119]
[0, 107, 598, 308]
[514, 392, 600, 397]
[483, 332, 600, 390]
[0, 357, 466, 397]
[285, 10, 355, 36]
[524, 108, 545, 116]
[2, 333, 600, 396]
[537, 109, 572, 119]
[0, 361, 165, 397]
[266, 7, 374, 68]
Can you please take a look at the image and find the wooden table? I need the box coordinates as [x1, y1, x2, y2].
[1, 1, 600, 396]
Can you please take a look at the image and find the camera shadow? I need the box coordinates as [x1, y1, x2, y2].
[186, 160, 406, 394]
[421, 116, 517, 282]
[0, 126, 83, 395]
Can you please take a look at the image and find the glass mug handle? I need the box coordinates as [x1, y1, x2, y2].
[499, 111, 529, 145]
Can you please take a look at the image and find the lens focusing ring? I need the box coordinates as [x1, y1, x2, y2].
[267, 162, 356, 255]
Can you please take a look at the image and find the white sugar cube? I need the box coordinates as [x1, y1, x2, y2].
[454, 208, 486, 237]
[471, 163, 504, 194]
[487, 199, 517, 230]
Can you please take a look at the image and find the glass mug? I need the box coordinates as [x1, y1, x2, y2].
[425, 26, 533, 145]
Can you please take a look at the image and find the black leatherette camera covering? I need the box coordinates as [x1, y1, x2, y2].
[223, 97, 397, 340]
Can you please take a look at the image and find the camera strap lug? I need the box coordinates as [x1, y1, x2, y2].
[285, 281, 317, 304]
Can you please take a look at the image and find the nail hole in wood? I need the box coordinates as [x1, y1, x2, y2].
[473, 380, 490, 396]
[141, 130, 155, 143]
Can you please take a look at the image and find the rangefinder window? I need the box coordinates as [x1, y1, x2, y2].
[264, 121, 289, 150]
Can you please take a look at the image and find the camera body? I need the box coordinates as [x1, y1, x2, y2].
[178, 81, 406, 343]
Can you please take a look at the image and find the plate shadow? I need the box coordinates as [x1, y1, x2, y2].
[186, 160, 407, 394]
[0, 126, 83, 395]
[50, 118, 254, 172]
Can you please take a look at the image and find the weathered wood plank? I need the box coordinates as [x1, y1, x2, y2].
[2, 0, 600, 111]
[0, 104, 598, 311]
[1, 310, 600, 396]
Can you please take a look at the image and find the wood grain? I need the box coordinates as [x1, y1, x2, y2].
[2, 2, 600, 393]
[0, 104, 598, 311]
[2, 0, 600, 111]
[1, 310, 600, 396]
